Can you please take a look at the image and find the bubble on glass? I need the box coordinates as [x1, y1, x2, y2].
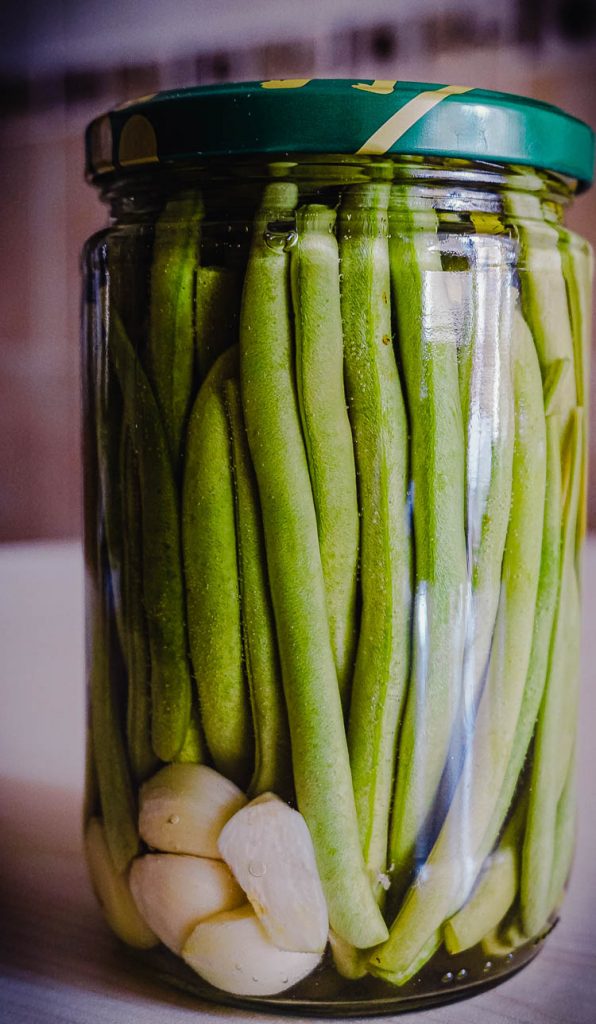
[441, 972, 454, 984]
[167, 814, 180, 825]
[456, 968, 468, 980]
[264, 219, 298, 253]
[483, 961, 493, 973]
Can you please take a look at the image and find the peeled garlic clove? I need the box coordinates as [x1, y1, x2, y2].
[217, 792, 328, 954]
[182, 905, 321, 996]
[129, 853, 245, 953]
[85, 818, 158, 949]
[139, 763, 246, 857]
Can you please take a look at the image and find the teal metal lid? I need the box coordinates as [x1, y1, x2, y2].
[86, 79, 594, 189]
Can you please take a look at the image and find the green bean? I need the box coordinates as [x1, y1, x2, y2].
[372, 931, 442, 988]
[173, 699, 207, 764]
[387, 192, 467, 899]
[454, 270, 475, 440]
[337, 183, 411, 894]
[223, 377, 291, 798]
[147, 193, 202, 467]
[444, 789, 526, 954]
[543, 359, 572, 416]
[329, 931, 368, 981]
[504, 191, 577, 422]
[558, 228, 592, 561]
[472, 411, 562, 870]
[82, 262, 101, 581]
[83, 722, 99, 823]
[95, 337, 125, 644]
[547, 752, 577, 915]
[108, 308, 192, 761]
[291, 204, 360, 708]
[99, 229, 151, 642]
[481, 916, 527, 957]
[183, 347, 252, 787]
[370, 306, 546, 980]
[521, 409, 582, 936]
[459, 248, 515, 718]
[196, 265, 241, 383]
[240, 181, 387, 949]
[120, 430, 157, 782]
[559, 235, 591, 410]
[89, 555, 139, 872]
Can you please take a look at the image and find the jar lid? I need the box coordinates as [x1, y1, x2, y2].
[86, 79, 594, 189]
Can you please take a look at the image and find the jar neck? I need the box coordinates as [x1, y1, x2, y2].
[98, 155, 575, 227]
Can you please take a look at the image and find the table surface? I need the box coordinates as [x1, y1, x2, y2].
[0, 540, 595, 1024]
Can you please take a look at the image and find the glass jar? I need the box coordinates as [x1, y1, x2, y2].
[82, 81, 594, 1015]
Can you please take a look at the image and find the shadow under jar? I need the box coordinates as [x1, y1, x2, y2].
[81, 81, 594, 1016]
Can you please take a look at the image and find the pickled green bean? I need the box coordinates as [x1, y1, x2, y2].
[558, 229, 592, 561]
[521, 409, 582, 936]
[82, 268, 100, 581]
[387, 194, 467, 899]
[120, 431, 157, 782]
[196, 265, 241, 383]
[83, 721, 99, 824]
[173, 700, 207, 764]
[95, 342, 125, 644]
[240, 181, 388, 949]
[183, 347, 252, 787]
[291, 204, 360, 708]
[374, 931, 442, 988]
[481, 916, 527, 957]
[147, 194, 202, 466]
[504, 191, 577, 423]
[108, 309, 192, 761]
[547, 753, 577, 915]
[338, 183, 411, 893]
[459, 249, 515, 718]
[329, 931, 367, 981]
[473, 411, 562, 869]
[89, 557, 139, 872]
[223, 377, 291, 798]
[444, 790, 526, 955]
[371, 306, 546, 980]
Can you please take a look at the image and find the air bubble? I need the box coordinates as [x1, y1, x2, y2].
[263, 221, 298, 253]
[456, 968, 468, 980]
[505, 952, 514, 962]
[167, 814, 180, 825]
[248, 860, 267, 877]
[441, 972, 454, 984]
[483, 960, 493, 973]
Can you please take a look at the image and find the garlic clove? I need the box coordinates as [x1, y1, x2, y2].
[182, 905, 321, 996]
[129, 852, 244, 953]
[217, 792, 328, 954]
[139, 763, 246, 857]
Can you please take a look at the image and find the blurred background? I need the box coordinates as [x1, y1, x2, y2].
[1, 0, 596, 541]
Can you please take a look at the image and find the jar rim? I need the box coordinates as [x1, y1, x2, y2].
[85, 79, 595, 191]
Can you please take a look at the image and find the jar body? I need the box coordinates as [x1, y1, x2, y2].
[82, 155, 591, 1014]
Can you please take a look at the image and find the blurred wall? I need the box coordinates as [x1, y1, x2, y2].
[1, 0, 596, 540]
